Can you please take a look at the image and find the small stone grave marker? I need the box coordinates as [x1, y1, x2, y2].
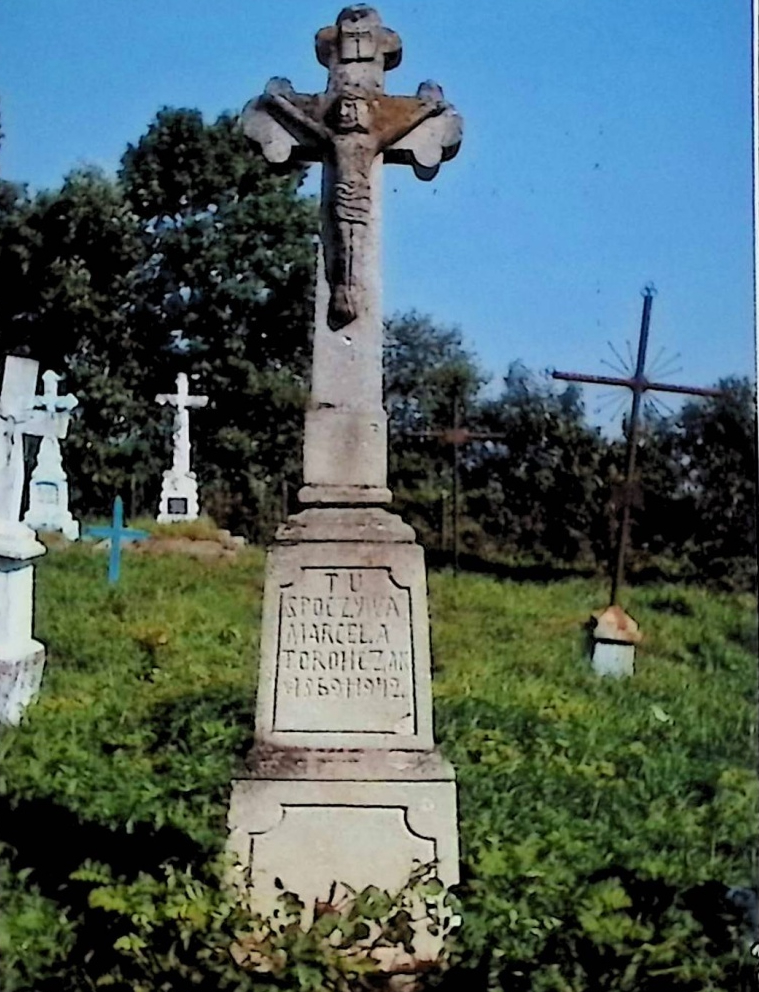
[590, 605, 642, 677]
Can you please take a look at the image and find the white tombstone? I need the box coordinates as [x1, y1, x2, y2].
[0, 357, 49, 725]
[155, 373, 208, 523]
[590, 605, 641, 677]
[23, 370, 80, 540]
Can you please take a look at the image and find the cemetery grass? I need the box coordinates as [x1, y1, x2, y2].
[0, 543, 756, 991]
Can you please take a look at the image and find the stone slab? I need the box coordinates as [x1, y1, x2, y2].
[592, 640, 635, 677]
[227, 775, 459, 911]
[255, 533, 434, 751]
[0, 643, 45, 726]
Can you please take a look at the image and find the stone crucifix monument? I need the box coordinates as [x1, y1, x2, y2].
[228, 3, 463, 936]
[155, 372, 208, 523]
[0, 357, 52, 725]
[23, 370, 80, 540]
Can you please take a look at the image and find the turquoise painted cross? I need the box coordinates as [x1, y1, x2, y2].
[86, 496, 149, 583]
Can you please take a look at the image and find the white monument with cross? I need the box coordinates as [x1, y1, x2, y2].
[0, 356, 51, 725]
[228, 5, 463, 962]
[155, 372, 208, 523]
[23, 370, 80, 540]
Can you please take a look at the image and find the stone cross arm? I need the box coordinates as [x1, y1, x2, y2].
[241, 80, 462, 180]
[155, 372, 209, 410]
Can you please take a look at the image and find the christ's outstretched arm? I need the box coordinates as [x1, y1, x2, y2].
[262, 78, 330, 145]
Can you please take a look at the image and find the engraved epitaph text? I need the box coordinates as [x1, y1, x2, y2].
[273, 567, 415, 734]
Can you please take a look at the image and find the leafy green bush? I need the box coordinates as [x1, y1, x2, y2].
[0, 545, 755, 990]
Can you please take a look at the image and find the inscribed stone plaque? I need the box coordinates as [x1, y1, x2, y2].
[36, 482, 59, 506]
[273, 567, 416, 735]
[168, 497, 188, 515]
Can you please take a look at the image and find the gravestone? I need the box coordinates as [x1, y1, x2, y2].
[590, 605, 641, 677]
[23, 370, 80, 540]
[0, 357, 48, 725]
[155, 373, 208, 523]
[228, 3, 463, 950]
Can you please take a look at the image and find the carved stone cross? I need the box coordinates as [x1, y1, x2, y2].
[241, 4, 462, 505]
[156, 373, 208, 477]
[0, 359, 46, 526]
[33, 370, 78, 435]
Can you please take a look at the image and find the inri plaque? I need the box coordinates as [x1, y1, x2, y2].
[273, 567, 416, 735]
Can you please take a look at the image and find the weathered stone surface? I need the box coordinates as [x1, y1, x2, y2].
[590, 605, 641, 677]
[23, 371, 79, 541]
[0, 357, 48, 557]
[240, 4, 461, 507]
[230, 7, 461, 966]
[0, 645, 45, 726]
[255, 539, 434, 750]
[228, 775, 458, 910]
[0, 358, 48, 723]
[0, 559, 45, 725]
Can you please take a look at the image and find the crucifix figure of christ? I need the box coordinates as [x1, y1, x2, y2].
[241, 4, 462, 506]
[552, 286, 723, 606]
[405, 391, 506, 575]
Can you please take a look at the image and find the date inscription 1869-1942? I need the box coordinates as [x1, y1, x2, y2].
[273, 567, 415, 735]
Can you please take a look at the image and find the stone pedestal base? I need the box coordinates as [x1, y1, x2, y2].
[228, 506, 459, 971]
[229, 749, 458, 909]
[0, 643, 45, 726]
[157, 470, 201, 523]
[0, 553, 47, 724]
[24, 500, 80, 540]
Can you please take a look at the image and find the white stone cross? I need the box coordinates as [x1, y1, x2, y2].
[0, 358, 50, 548]
[241, 4, 462, 506]
[33, 370, 78, 429]
[156, 373, 208, 477]
[23, 371, 79, 540]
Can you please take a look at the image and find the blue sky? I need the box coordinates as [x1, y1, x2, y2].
[1, 1, 754, 431]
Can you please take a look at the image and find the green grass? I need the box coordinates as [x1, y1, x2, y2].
[1, 544, 756, 991]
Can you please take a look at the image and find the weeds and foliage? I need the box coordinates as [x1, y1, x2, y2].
[0, 544, 756, 990]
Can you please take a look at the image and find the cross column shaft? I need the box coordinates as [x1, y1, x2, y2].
[300, 157, 389, 503]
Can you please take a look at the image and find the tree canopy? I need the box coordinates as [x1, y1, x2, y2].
[0, 106, 754, 586]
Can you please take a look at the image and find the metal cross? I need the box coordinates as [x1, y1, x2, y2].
[404, 391, 506, 575]
[552, 286, 723, 605]
[85, 496, 149, 584]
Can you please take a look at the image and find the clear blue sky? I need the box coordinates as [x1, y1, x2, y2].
[1, 1, 755, 430]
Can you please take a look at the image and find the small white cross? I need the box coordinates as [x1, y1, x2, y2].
[156, 373, 208, 477]
[33, 370, 78, 437]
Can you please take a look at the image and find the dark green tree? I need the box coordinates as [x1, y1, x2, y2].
[384, 311, 486, 547]
[661, 378, 757, 588]
[469, 363, 606, 562]
[0, 108, 317, 534]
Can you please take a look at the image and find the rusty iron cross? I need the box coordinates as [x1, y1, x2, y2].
[552, 286, 723, 605]
[240, 5, 462, 332]
[405, 392, 506, 575]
